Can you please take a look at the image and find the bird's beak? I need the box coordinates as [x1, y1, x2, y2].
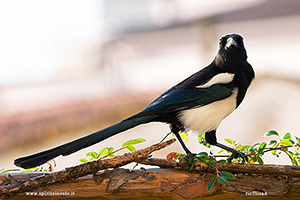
[225, 37, 238, 49]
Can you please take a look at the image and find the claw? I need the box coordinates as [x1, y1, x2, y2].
[228, 150, 248, 163]
[184, 153, 196, 164]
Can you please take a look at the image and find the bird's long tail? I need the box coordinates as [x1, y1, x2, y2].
[14, 114, 156, 169]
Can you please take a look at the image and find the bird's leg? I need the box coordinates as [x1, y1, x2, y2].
[170, 124, 195, 162]
[173, 130, 192, 155]
[205, 130, 247, 163]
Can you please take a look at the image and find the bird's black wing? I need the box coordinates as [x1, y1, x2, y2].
[140, 83, 234, 115]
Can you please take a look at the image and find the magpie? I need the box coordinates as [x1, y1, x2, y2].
[14, 34, 254, 169]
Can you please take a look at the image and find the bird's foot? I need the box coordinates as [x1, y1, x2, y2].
[184, 153, 197, 171]
[228, 150, 248, 163]
[184, 153, 196, 164]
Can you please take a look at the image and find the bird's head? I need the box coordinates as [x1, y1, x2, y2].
[216, 34, 248, 68]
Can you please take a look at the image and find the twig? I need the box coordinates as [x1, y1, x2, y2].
[159, 131, 172, 143]
[245, 145, 293, 161]
[281, 149, 294, 163]
[211, 145, 294, 159]
[100, 146, 127, 160]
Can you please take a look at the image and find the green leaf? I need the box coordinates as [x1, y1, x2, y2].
[295, 136, 300, 143]
[236, 145, 242, 151]
[91, 152, 98, 159]
[239, 145, 250, 152]
[203, 143, 211, 148]
[21, 169, 33, 173]
[21, 167, 39, 173]
[37, 167, 43, 172]
[176, 153, 185, 159]
[86, 152, 92, 157]
[1, 169, 20, 173]
[208, 160, 216, 168]
[283, 132, 291, 140]
[281, 147, 288, 151]
[187, 157, 195, 172]
[107, 147, 113, 153]
[125, 145, 136, 152]
[181, 133, 188, 143]
[198, 134, 211, 148]
[257, 156, 264, 165]
[217, 176, 228, 184]
[276, 151, 282, 158]
[121, 138, 146, 147]
[217, 149, 226, 154]
[107, 147, 114, 157]
[288, 151, 294, 157]
[249, 143, 260, 150]
[292, 159, 298, 166]
[224, 138, 233, 144]
[79, 158, 88, 163]
[220, 171, 236, 180]
[217, 159, 227, 164]
[258, 142, 266, 154]
[198, 134, 204, 143]
[207, 176, 217, 193]
[263, 130, 279, 137]
[196, 152, 208, 158]
[268, 140, 277, 147]
[280, 140, 293, 146]
[188, 156, 194, 165]
[197, 157, 210, 164]
[251, 155, 257, 162]
[208, 156, 215, 161]
[99, 147, 108, 156]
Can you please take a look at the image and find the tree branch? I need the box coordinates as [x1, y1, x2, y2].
[138, 157, 300, 177]
[0, 139, 176, 199]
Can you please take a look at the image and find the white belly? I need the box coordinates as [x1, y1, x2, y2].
[179, 88, 238, 134]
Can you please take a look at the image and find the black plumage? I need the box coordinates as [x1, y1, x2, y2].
[14, 34, 254, 169]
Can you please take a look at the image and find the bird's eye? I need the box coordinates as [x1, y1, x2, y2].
[219, 37, 226, 46]
[219, 38, 223, 44]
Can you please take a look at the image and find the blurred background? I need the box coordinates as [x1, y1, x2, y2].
[1, 0, 300, 171]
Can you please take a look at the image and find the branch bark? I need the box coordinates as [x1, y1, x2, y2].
[0, 139, 176, 199]
[138, 157, 300, 177]
[2, 167, 300, 199]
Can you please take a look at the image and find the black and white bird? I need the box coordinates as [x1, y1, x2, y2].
[15, 33, 255, 169]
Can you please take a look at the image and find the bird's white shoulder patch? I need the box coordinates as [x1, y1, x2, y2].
[197, 73, 235, 88]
